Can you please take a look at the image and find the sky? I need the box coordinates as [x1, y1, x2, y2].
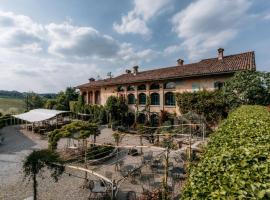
[0, 0, 269, 93]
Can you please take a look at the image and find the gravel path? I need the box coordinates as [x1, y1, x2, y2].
[0, 125, 90, 200]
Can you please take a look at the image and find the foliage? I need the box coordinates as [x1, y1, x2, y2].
[23, 149, 64, 200]
[0, 90, 25, 98]
[160, 110, 170, 124]
[87, 145, 114, 160]
[23, 149, 64, 181]
[48, 121, 100, 150]
[182, 105, 270, 199]
[222, 71, 270, 109]
[105, 96, 129, 125]
[176, 90, 227, 124]
[25, 92, 45, 111]
[54, 87, 79, 111]
[70, 100, 108, 124]
[44, 99, 57, 109]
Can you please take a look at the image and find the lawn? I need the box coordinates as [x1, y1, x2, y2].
[0, 98, 25, 115]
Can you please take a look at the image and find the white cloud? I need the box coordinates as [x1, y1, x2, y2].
[46, 22, 120, 58]
[0, 11, 44, 53]
[172, 0, 252, 60]
[164, 44, 181, 55]
[263, 13, 270, 20]
[113, 0, 171, 35]
[0, 10, 159, 92]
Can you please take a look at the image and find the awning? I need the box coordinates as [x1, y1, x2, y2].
[13, 109, 69, 123]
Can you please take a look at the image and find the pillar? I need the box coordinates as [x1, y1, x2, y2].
[159, 82, 164, 111]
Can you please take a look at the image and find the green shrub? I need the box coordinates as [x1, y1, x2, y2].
[176, 90, 227, 125]
[182, 105, 270, 199]
[87, 145, 114, 160]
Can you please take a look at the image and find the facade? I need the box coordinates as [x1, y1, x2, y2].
[77, 48, 256, 119]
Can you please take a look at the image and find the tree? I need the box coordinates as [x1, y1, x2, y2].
[44, 99, 57, 109]
[48, 121, 100, 150]
[55, 87, 79, 111]
[105, 96, 119, 122]
[223, 71, 270, 109]
[105, 96, 128, 126]
[23, 149, 64, 200]
[25, 92, 45, 111]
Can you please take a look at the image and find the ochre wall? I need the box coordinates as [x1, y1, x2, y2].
[81, 74, 232, 116]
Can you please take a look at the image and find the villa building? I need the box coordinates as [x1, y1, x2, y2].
[77, 48, 256, 121]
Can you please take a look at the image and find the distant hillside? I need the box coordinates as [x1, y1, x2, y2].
[0, 90, 57, 99]
[0, 90, 24, 99]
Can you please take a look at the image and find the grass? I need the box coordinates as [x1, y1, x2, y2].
[0, 98, 25, 115]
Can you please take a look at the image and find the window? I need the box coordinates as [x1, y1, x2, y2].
[150, 83, 160, 90]
[127, 85, 135, 91]
[151, 93, 160, 105]
[137, 113, 146, 124]
[95, 91, 101, 104]
[117, 86, 125, 92]
[164, 82, 176, 89]
[138, 84, 146, 90]
[128, 94, 135, 104]
[139, 93, 146, 104]
[192, 83, 201, 92]
[214, 81, 224, 90]
[150, 114, 159, 127]
[165, 92, 175, 106]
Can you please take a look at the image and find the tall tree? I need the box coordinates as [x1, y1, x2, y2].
[223, 71, 270, 109]
[24, 92, 44, 111]
[55, 87, 79, 111]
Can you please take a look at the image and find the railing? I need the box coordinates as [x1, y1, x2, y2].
[0, 116, 23, 129]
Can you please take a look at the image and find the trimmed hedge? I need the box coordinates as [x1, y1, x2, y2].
[182, 105, 270, 199]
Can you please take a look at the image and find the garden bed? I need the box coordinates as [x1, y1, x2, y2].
[87, 145, 116, 165]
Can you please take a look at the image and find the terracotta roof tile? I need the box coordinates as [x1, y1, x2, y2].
[77, 51, 255, 89]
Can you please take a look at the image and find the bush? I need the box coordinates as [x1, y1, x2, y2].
[182, 105, 270, 199]
[223, 71, 270, 109]
[176, 90, 227, 125]
[87, 145, 114, 160]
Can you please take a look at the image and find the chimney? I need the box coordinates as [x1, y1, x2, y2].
[133, 65, 139, 75]
[126, 69, 131, 74]
[218, 48, 224, 60]
[89, 78, 95, 82]
[177, 58, 184, 66]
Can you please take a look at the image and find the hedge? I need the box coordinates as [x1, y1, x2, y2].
[182, 105, 270, 199]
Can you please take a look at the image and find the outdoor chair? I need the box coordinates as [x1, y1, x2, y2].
[88, 180, 108, 200]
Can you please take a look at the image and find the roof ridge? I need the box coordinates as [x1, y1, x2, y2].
[76, 50, 255, 89]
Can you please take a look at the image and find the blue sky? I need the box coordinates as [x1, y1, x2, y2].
[0, 0, 269, 92]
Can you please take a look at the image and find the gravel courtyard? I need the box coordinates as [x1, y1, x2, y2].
[0, 125, 90, 200]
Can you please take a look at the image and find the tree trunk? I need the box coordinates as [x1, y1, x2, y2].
[33, 173, 37, 200]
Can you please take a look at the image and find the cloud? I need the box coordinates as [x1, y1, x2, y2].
[164, 44, 181, 55]
[47, 22, 121, 58]
[172, 0, 252, 60]
[0, 11, 44, 53]
[263, 13, 270, 20]
[113, 0, 171, 36]
[0, 10, 160, 92]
